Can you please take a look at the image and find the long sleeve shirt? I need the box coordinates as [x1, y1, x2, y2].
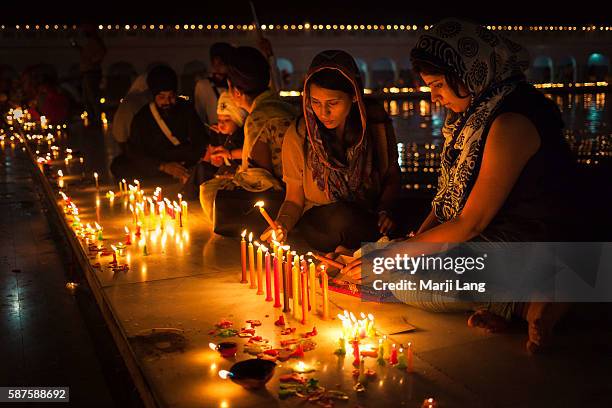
[126, 100, 209, 177]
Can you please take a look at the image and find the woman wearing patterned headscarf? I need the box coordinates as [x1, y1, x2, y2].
[343, 19, 578, 353]
[260, 49, 401, 252]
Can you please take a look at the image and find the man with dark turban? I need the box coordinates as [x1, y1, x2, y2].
[110, 65, 208, 182]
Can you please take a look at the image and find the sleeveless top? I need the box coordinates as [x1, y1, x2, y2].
[480, 82, 578, 241]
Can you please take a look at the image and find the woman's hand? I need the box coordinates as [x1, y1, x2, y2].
[260, 222, 288, 243]
[340, 257, 363, 280]
[378, 211, 396, 235]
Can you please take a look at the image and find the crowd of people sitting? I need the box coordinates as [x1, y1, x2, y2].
[1, 19, 592, 354]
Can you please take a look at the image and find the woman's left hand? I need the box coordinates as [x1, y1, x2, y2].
[378, 211, 395, 235]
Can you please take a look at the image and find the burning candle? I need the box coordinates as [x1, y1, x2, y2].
[421, 397, 437, 408]
[292, 262, 299, 319]
[396, 347, 408, 370]
[351, 339, 360, 367]
[110, 245, 117, 264]
[134, 179, 140, 191]
[366, 314, 375, 337]
[273, 254, 281, 307]
[255, 242, 264, 295]
[121, 178, 127, 193]
[124, 226, 131, 245]
[254, 201, 277, 230]
[181, 201, 188, 217]
[135, 222, 141, 236]
[335, 337, 346, 355]
[240, 230, 248, 283]
[383, 335, 391, 357]
[407, 342, 413, 372]
[377, 339, 386, 366]
[264, 248, 272, 301]
[282, 254, 290, 312]
[308, 260, 316, 313]
[248, 233, 256, 289]
[95, 222, 103, 241]
[389, 344, 398, 365]
[321, 265, 329, 320]
[57, 170, 64, 189]
[301, 266, 308, 324]
[94, 172, 99, 189]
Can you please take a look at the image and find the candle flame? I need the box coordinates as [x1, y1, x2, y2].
[241, 229, 247, 238]
[254, 201, 264, 208]
[209, 342, 217, 351]
[124, 226, 129, 234]
[94, 172, 98, 178]
[408, 342, 412, 348]
[218, 370, 231, 380]
[248, 232, 253, 242]
[110, 245, 117, 251]
[94, 222, 102, 230]
[58, 170, 63, 177]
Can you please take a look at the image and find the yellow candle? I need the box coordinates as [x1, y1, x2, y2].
[321, 264, 329, 319]
[292, 262, 300, 320]
[256, 242, 263, 295]
[301, 266, 308, 324]
[308, 260, 316, 314]
[248, 233, 256, 289]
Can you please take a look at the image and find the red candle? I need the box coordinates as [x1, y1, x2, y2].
[135, 223, 141, 236]
[301, 267, 308, 325]
[351, 339, 360, 367]
[390, 344, 398, 365]
[240, 230, 247, 283]
[265, 249, 272, 301]
[124, 226, 131, 245]
[273, 255, 281, 307]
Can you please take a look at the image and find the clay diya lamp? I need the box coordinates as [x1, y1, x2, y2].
[219, 359, 277, 390]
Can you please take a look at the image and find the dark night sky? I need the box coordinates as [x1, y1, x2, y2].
[5, 0, 611, 24]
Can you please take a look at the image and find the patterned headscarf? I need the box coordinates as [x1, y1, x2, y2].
[411, 19, 530, 222]
[302, 50, 372, 202]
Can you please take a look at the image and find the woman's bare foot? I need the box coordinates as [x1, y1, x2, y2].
[467, 309, 509, 333]
[524, 302, 570, 354]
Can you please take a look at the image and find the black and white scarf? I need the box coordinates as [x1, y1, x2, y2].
[412, 19, 530, 222]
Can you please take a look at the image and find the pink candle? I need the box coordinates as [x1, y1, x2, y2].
[273, 255, 281, 307]
[265, 250, 272, 301]
[240, 230, 248, 283]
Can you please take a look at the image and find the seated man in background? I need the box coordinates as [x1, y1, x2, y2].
[182, 91, 247, 199]
[110, 65, 208, 183]
[194, 42, 234, 126]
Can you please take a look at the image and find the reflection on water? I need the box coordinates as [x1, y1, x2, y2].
[388, 93, 611, 190]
